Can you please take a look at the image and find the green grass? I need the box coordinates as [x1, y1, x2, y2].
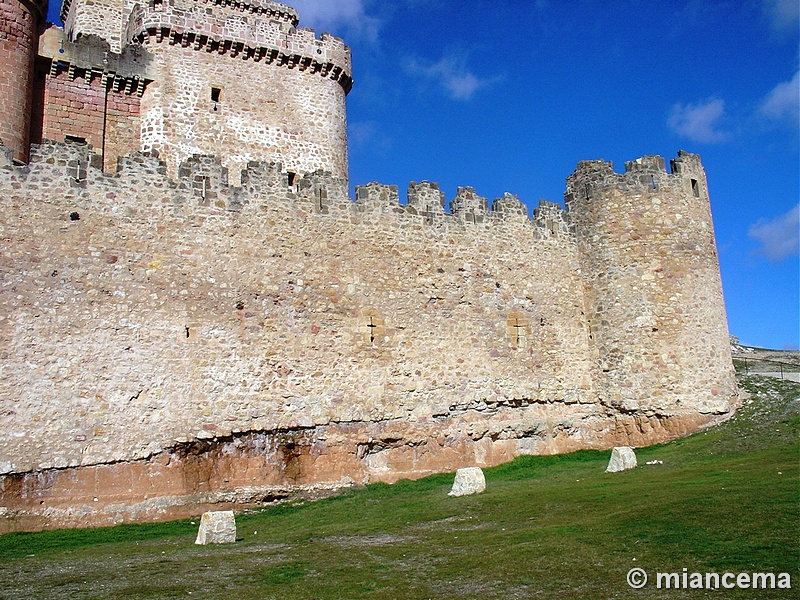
[0, 375, 797, 599]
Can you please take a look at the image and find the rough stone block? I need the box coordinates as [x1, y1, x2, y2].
[448, 467, 486, 497]
[195, 510, 237, 545]
[605, 446, 637, 473]
[0, 144, 12, 167]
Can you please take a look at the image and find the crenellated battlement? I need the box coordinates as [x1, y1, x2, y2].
[564, 151, 709, 214]
[125, 0, 352, 92]
[196, 0, 299, 25]
[407, 181, 446, 216]
[0, 141, 575, 239]
[533, 199, 569, 235]
[450, 187, 488, 224]
[5, 142, 723, 246]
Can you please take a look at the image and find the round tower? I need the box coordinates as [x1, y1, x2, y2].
[128, 0, 352, 181]
[0, 0, 48, 163]
[565, 152, 738, 428]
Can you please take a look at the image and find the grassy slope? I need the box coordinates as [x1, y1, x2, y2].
[0, 376, 797, 599]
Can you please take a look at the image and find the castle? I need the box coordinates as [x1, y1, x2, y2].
[0, 0, 738, 531]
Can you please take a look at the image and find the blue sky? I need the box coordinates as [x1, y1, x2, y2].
[47, 0, 799, 349]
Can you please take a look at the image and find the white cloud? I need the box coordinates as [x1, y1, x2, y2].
[348, 120, 391, 154]
[290, 0, 380, 40]
[405, 53, 498, 101]
[667, 98, 729, 143]
[748, 204, 800, 262]
[760, 70, 800, 126]
[763, 0, 800, 34]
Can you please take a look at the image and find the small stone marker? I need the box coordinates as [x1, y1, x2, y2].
[448, 467, 486, 497]
[605, 446, 638, 473]
[195, 510, 237, 545]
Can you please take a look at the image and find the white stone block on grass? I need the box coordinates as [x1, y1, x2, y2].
[605, 446, 638, 473]
[448, 467, 486, 497]
[195, 510, 237, 545]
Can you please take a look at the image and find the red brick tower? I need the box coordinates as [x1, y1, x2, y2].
[0, 0, 48, 163]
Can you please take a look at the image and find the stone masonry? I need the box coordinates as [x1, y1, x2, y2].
[18, 0, 351, 179]
[0, 142, 738, 531]
[0, 0, 739, 531]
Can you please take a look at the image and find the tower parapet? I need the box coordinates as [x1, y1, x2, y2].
[124, 1, 352, 92]
[193, 0, 299, 27]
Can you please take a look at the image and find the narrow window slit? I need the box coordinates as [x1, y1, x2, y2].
[511, 317, 525, 347]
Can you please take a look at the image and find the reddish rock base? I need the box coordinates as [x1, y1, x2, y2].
[0, 408, 729, 533]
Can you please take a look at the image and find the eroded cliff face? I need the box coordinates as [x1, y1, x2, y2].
[0, 406, 721, 532]
[0, 143, 738, 531]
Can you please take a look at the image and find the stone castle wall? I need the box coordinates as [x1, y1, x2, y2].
[0, 142, 597, 477]
[0, 142, 738, 530]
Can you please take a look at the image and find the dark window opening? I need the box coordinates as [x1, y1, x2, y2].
[287, 172, 296, 187]
[211, 87, 221, 103]
[691, 179, 700, 198]
[65, 135, 86, 144]
[194, 175, 211, 201]
[315, 187, 327, 212]
[367, 317, 377, 343]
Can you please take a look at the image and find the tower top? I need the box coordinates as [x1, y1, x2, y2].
[61, 0, 299, 29]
